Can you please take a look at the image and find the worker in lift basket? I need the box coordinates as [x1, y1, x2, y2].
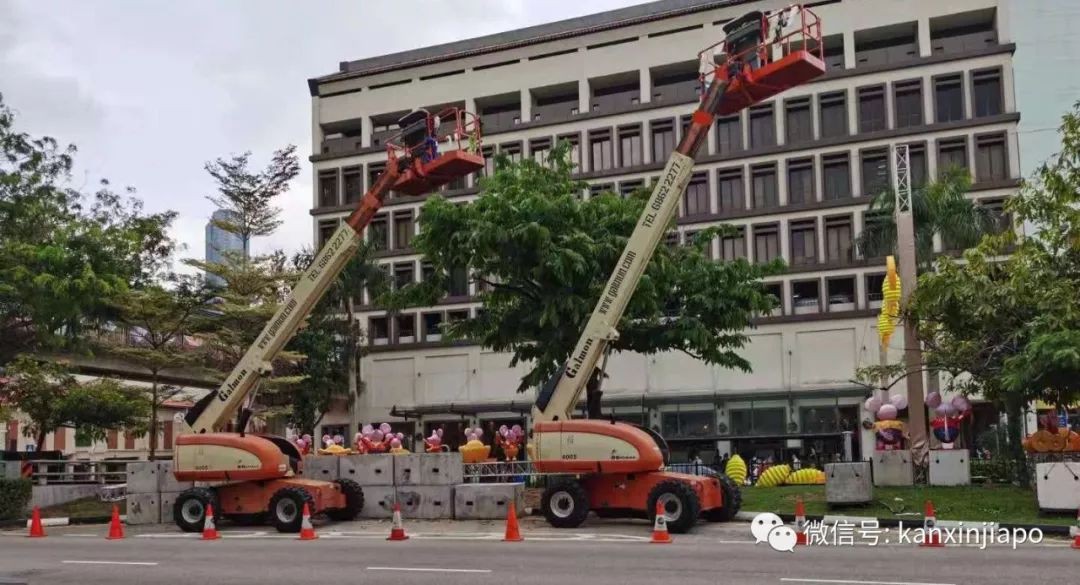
[721, 10, 766, 78]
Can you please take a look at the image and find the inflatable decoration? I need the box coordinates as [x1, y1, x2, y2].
[424, 428, 449, 453]
[865, 393, 909, 450]
[317, 432, 352, 456]
[725, 454, 748, 486]
[458, 426, 491, 464]
[1023, 413, 1080, 453]
[926, 393, 971, 448]
[785, 468, 826, 485]
[756, 464, 792, 487]
[495, 424, 525, 461]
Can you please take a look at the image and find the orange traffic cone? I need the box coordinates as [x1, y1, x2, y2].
[298, 503, 318, 541]
[201, 504, 220, 541]
[1070, 507, 1080, 550]
[503, 502, 523, 542]
[650, 500, 672, 544]
[794, 497, 807, 546]
[27, 506, 45, 538]
[106, 505, 125, 540]
[387, 502, 409, 541]
[920, 500, 943, 548]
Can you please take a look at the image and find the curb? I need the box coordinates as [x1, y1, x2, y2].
[735, 510, 1073, 536]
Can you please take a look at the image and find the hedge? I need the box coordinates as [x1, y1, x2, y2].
[0, 478, 32, 520]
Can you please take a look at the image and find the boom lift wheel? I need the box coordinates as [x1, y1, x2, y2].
[647, 480, 701, 534]
[268, 487, 315, 533]
[704, 473, 742, 522]
[541, 479, 590, 528]
[325, 478, 365, 521]
[173, 487, 219, 533]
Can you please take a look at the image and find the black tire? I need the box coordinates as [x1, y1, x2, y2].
[326, 478, 364, 521]
[647, 480, 701, 534]
[541, 480, 590, 529]
[268, 487, 314, 533]
[173, 487, 218, 533]
[226, 513, 266, 526]
[704, 473, 743, 522]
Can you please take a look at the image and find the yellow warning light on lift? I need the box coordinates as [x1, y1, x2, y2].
[878, 255, 902, 348]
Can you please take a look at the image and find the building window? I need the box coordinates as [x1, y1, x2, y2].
[393, 262, 414, 290]
[343, 166, 363, 203]
[786, 158, 815, 205]
[318, 170, 339, 207]
[395, 313, 416, 343]
[762, 282, 783, 316]
[824, 215, 853, 263]
[589, 129, 613, 172]
[448, 265, 469, 297]
[589, 183, 613, 198]
[618, 179, 644, 198]
[751, 163, 778, 209]
[792, 280, 821, 314]
[934, 74, 965, 123]
[731, 407, 786, 434]
[422, 312, 444, 341]
[556, 133, 581, 169]
[715, 114, 743, 155]
[857, 85, 886, 133]
[500, 142, 522, 165]
[720, 228, 746, 262]
[790, 219, 818, 266]
[662, 410, 714, 438]
[827, 277, 857, 311]
[368, 214, 389, 251]
[685, 230, 713, 259]
[861, 211, 890, 259]
[822, 152, 852, 200]
[617, 125, 642, 168]
[819, 91, 848, 139]
[972, 68, 1003, 118]
[865, 273, 886, 308]
[748, 103, 776, 149]
[785, 98, 812, 144]
[975, 133, 1008, 182]
[683, 172, 710, 217]
[368, 162, 386, 189]
[937, 137, 969, 176]
[680, 114, 693, 137]
[481, 146, 496, 177]
[716, 168, 744, 213]
[530, 137, 552, 164]
[650, 119, 676, 162]
[318, 220, 337, 248]
[980, 197, 1010, 233]
[908, 143, 928, 189]
[860, 149, 890, 197]
[369, 316, 390, 345]
[753, 224, 780, 264]
[393, 211, 414, 249]
[894, 80, 923, 128]
[663, 231, 680, 249]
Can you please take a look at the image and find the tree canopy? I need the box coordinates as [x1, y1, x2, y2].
[395, 144, 782, 400]
[204, 146, 301, 256]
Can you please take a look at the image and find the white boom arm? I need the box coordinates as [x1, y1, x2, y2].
[532, 77, 731, 423]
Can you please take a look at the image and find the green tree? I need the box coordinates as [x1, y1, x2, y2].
[393, 145, 781, 415]
[101, 275, 215, 458]
[204, 146, 301, 259]
[0, 357, 148, 449]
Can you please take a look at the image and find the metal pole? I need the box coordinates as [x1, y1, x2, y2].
[893, 144, 928, 466]
[842, 431, 853, 462]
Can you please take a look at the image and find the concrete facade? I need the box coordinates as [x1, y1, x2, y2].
[307, 0, 1021, 463]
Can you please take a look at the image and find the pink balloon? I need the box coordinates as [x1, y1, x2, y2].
[372, 430, 384, 442]
[499, 424, 508, 434]
[511, 424, 522, 434]
[379, 423, 392, 434]
[936, 403, 955, 417]
[925, 391, 942, 409]
[889, 394, 908, 411]
[333, 435, 344, 445]
[390, 438, 402, 448]
[396, 432, 405, 441]
[302, 434, 312, 443]
[951, 395, 970, 413]
[474, 428, 484, 438]
[465, 431, 476, 441]
[361, 424, 373, 435]
[877, 404, 898, 420]
[864, 396, 883, 414]
[436, 428, 444, 438]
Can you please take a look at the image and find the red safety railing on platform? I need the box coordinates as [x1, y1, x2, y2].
[384, 106, 483, 164]
[698, 4, 823, 88]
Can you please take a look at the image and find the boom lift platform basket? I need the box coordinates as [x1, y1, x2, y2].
[388, 106, 484, 196]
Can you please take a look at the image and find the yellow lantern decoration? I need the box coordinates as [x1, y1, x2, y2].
[878, 255, 902, 348]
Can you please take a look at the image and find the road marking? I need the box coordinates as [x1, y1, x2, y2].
[781, 579, 955, 585]
[62, 560, 158, 566]
[367, 567, 491, 573]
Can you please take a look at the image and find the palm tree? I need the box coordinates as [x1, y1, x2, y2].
[856, 167, 1000, 271]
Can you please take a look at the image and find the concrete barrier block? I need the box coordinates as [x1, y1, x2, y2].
[454, 482, 524, 520]
[825, 462, 873, 505]
[159, 491, 182, 526]
[126, 492, 161, 525]
[929, 449, 971, 486]
[359, 485, 396, 519]
[871, 450, 914, 486]
[301, 455, 340, 482]
[420, 452, 463, 485]
[396, 486, 453, 520]
[393, 454, 423, 486]
[156, 461, 194, 493]
[126, 461, 160, 495]
[340, 454, 393, 486]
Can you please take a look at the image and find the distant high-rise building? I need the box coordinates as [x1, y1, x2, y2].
[205, 209, 244, 287]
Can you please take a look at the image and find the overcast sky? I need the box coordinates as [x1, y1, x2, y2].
[0, 0, 643, 268]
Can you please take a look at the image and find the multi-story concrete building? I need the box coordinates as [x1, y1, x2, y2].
[306, 0, 1021, 462]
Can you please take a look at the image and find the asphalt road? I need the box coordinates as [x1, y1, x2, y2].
[0, 519, 1075, 585]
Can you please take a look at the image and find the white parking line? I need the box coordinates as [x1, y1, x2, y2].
[62, 560, 158, 566]
[781, 579, 955, 585]
[367, 566, 491, 573]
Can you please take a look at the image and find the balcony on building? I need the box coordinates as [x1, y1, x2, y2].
[477, 92, 522, 134]
[792, 280, 821, 315]
[371, 110, 410, 148]
[320, 118, 364, 156]
[530, 82, 579, 124]
[854, 22, 919, 69]
[588, 70, 641, 115]
[820, 34, 845, 71]
[650, 61, 700, 105]
[930, 8, 998, 55]
[827, 277, 857, 312]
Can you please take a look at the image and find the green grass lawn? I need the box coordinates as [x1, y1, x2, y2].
[739, 485, 1076, 526]
[39, 497, 115, 519]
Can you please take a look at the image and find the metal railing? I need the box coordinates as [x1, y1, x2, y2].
[19, 459, 135, 485]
